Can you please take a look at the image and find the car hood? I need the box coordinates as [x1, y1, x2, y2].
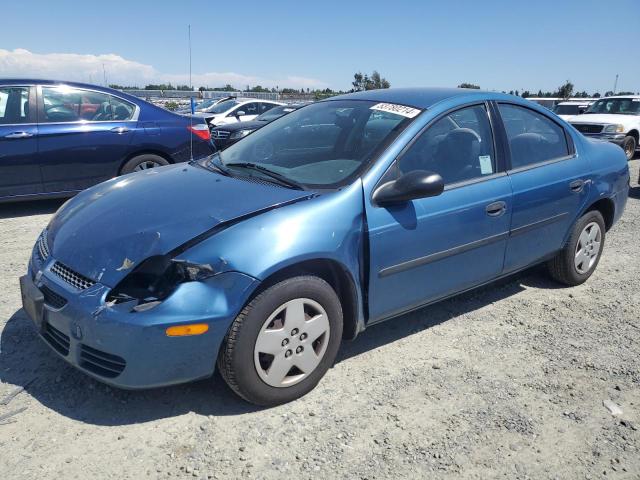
[568, 113, 639, 126]
[47, 163, 311, 287]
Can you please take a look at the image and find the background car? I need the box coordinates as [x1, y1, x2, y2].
[569, 95, 640, 160]
[174, 95, 235, 115]
[211, 103, 308, 149]
[0, 79, 215, 202]
[552, 100, 593, 120]
[185, 98, 283, 127]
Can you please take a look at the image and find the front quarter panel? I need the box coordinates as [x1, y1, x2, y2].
[181, 181, 366, 325]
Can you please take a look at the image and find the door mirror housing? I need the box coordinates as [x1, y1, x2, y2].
[235, 110, 246, 117]
[373, 170, 444, 206]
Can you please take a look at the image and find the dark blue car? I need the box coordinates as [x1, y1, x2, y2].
[0, 79, 214, 201]
[20, 88, 629, 406]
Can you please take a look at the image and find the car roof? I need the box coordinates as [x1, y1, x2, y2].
[557, 101, 591, 105]
[0, 78, 141, 103]
[327, 87, 500, 109]
[599, 95, 640, 99]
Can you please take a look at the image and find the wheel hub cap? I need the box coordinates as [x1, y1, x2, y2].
[254, 298, 330, 388]
[574, 221, 602, 274]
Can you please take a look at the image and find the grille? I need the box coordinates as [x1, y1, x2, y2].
[42, 323, 70, 356]
[571, 123, 603, 134]
[51, 262, 96, 290]
[40, 284, 67, 309]
[37, 230, 50, 262]
[80, 344, 126, 378]
[211, 129, 230, 139]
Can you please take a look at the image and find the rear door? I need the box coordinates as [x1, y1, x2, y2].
[37, 85, 137, 192]
[0, 85, 40, 198]
[495, 102, 591, 273]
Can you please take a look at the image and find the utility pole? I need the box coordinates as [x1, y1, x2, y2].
[102, 63, 107, 86]
[613, 74, 619, 95]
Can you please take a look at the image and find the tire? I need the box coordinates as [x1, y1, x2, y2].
[547, 210, 606, 286]
[218, 276, 343, 406]
[622, 135, 636, 161]
[120, 154, 169, 174]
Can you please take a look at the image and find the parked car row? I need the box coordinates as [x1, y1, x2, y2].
[184, 97, 284, 128]
[0, 79, 215, 202]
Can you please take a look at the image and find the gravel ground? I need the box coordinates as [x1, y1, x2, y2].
[1, 159, 639, 480]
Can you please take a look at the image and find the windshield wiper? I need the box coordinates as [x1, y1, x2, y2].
[225, 162, 304, 190]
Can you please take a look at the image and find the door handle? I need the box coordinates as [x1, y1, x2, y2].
[4, 131, 34, 139]
[569, 179, 585, 193]
[110, 126, 131, 134]
[486, 201, 507, 217]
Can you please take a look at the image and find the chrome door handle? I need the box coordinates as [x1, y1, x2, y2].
[486, 201, 507, 217]
[4, 131, 33, 139]
[110, 127, 131, 134]
[569, 179, 585, 193]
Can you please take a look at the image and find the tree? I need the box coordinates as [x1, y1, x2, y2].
[556, 80, 574, 99]
[352, 71, 390, 91]
[604, 91, 614, 97]
[593, 92, 601, 98]
[521, 91, 531, 98]
[458, 83, 480, 89]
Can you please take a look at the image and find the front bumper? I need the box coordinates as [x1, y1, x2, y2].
[581, 132, 626, 146]
[25, 251, 258, 389]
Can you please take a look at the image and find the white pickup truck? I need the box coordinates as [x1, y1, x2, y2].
[568, 95, 640, 160]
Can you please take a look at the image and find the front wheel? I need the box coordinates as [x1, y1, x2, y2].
[547, 210, 605, 286]
[218, 276, 343, 406]
[120, 153, 169, 174]
[622, 135, 636, 161]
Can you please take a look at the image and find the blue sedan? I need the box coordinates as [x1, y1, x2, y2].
[20, 88, 629, 405]
[0, 79, 214, 201]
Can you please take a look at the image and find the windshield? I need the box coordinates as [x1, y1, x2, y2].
[195, 98, 220, 110]
[214, 100, 418, 188]
[255, 105, 296, 122]
[207, 99, 239, 114]
[553, 104, 581, 115]
[585, 98, 640, 115]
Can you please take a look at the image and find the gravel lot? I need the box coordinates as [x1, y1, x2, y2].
[1, 159, 639, 480]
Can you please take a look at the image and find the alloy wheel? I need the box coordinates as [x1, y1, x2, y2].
[574, 221, 602, 274]
[133, 160, 163, 171]
[254, 298, 330, 388]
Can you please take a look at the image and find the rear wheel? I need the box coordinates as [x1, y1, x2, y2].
[622, 135, 636, 161]
[218, 276, 343, 406]
[120, 154, 169, 174]
[547, 210, 605, 286]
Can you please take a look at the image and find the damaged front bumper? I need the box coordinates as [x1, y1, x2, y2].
[24, 250, 258, 389]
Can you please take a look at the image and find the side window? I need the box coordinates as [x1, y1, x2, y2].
[259, 102, 276, 114]
[498, 104, 569, 169]
[398, 104, 496, 185]
[0, 87, 29, 124]
[41, 87, 133, 122]
[241, 102, 259, 116]
[109, 96, 135, 121]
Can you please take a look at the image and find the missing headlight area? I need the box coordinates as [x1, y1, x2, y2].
[106, 255, 215, 307]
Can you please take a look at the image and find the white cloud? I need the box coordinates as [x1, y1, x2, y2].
[0, 48, 327, 89]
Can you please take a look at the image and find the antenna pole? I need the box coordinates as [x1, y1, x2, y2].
[189, 24, 193, 160]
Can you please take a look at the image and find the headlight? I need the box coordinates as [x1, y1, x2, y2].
[603, 124, 625, 133]
[230, 129, 254, 140]
[106, 255, 215, 310]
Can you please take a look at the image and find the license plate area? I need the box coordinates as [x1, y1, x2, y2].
[20, 275, 45, 330]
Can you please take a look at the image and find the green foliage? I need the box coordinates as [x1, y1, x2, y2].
[352, 70, 391, 91]
[458, 83, 480, 89]
[164, 101, 179, 111]
[556, 80, 574, 99]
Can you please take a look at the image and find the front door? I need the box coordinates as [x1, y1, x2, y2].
[366, 103, 512, 322]
[0, 85, 40, 198]
[37, 85, 136, 192]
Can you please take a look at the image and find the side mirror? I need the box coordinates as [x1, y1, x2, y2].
[373, 170, 444, 206]
[235, 110, 246, 117]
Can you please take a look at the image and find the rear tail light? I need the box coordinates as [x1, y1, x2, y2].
[188, 124, 211, 141]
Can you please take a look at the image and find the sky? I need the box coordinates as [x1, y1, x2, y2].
[1, 0, 639, 93]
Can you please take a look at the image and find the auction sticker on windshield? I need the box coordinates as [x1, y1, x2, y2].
[370, 103, 422, 118]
